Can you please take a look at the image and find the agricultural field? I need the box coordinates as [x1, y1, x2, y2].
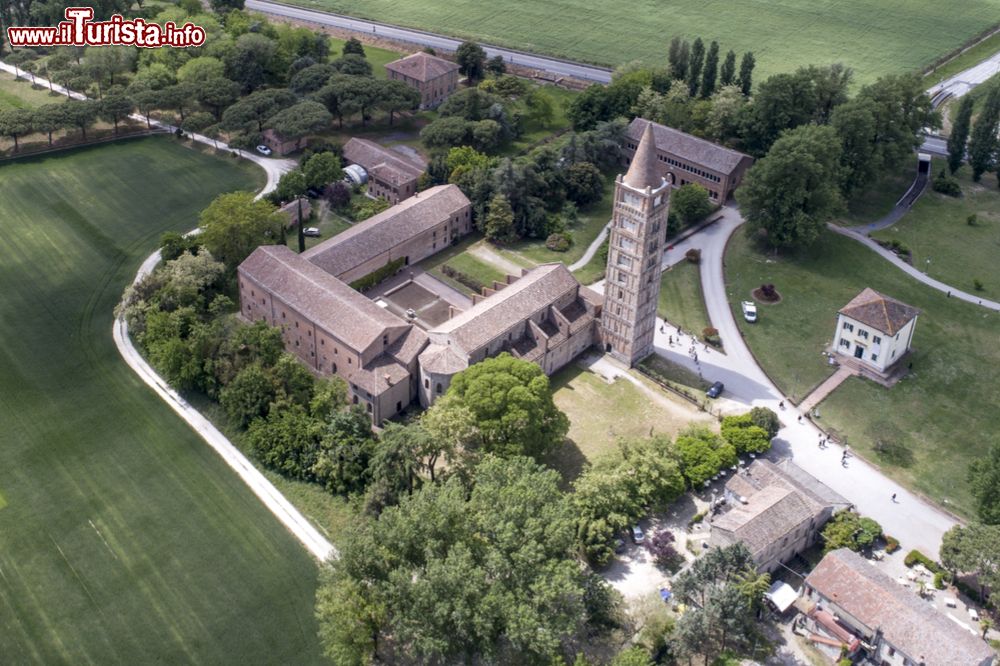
[278, 0, 1000, 84]
[725, 229, 1000, 518]
[0, 137, 328, 663]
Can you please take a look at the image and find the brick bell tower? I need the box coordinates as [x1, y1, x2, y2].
[601, 123, 670, 365]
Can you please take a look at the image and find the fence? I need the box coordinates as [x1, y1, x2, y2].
[0, 128, 171, 163]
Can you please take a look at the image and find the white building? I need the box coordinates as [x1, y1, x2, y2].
[833, 288, 919, 373]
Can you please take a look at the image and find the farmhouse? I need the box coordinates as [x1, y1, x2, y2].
[833, 288, 919, 374]
[801, 549, 995, 666]
[342, 138, 426, 204]
[385, 52, 461, 110]
[710, 459, 849, 572]
[302, 184, 471, 285]
[623, 118, 754, 202]
[261, 128, 307, 156]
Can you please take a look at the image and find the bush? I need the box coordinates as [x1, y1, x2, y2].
[884, 535, 900, 553]
[974, 279, 984, 291]
[685, 248, 701, 263]
[760, 283, 777, 300]
[933, 170, 962, 197]
[441, 263, 486, 294]
[904, 549, 942, 573]
[702, 327, 721, 346]
[349, 257, 406, 292]
[646, 530, 683, 571]
[933, 571, 946, 589]
[688, 510, 706, 527]
[721, 413, 771, 455]
[324, 181, 352, 209]
[967, 214, 978, 226]
[748, 406, 781, 438]
[545, 232, 572, 252]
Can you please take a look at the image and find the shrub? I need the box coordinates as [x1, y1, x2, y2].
[904, 549, 942, 573]
[760, 283, 777, 300]
[688, 511, 707, 528]
[974, 279, 984, 291]
[324, 181, 352, 209]
[967, 214, 978, 226]
[884, 535, 900, 553]
[748, 406, 781, 438]
[721, 414, 771, 455]
[702, 326, 721, 346]
[646, 530, 683, 571]
[933, 571, 946, 589]
[349, 257, 406, 292]
[932, 170, 961, 197]
[545, 232, 572, 252]
[822, 511, 883, 553]
[685, 248, 701, 263]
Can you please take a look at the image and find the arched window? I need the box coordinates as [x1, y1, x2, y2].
[436, 383, 443, 394]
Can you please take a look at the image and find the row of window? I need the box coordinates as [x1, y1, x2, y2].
[658, 155, 722, 183]
[841, 321, 882, 345]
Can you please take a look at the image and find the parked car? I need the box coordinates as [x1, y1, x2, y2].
[741, 300, 758, 322]
[631, 525, 645, 544]
[706, 381, 724, 399]
[306, 187, 323, 198]
[255, 144, 272, 156]
[303, 227, 321, 237]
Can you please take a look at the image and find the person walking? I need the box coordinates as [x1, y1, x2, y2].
[668, 335, 673, 346]
[797, 415, 803, 424]
[779, 401, 785, 410]
[891, 493, 897, 503]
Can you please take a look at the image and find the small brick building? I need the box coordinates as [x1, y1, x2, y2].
[623, 118, 754, 202]
[342, 138, 426, 204]
[385, 52, 461, 110]
[261, 128, 307, 156]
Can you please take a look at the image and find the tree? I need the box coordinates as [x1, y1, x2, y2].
[737, 51, 755, 96]
[700, 41, 719, 98]
[456, 41, 487, 84]
[439, 353, 568, 460]
[671, 183, 713, 226]
[267, 100, 332, 139]
[98, 93, 132, 135]
[831, 97, 879, 196]
[377, 79, 421, 124]
[686, 37, 705, 97]
[737, 124, 843, 250]
[303, 152, 343, 190]
[176, 56, 225, 84]
[325, 181, 352, 209]
[486, 55, 506, 77]
[198, 192, 285, 271]
[948, 95, 974, 175]
[646, 530, 682, 570]
[820, 511, 882, 553]
[719, 50, 736, 87]
[225, 32, 279, 93]
[181, 111, 215, 138]
[246, 404, 323, 479]
[482, 192, 516, 243]
[940, 523, 1000, 600]
[674, 426, 736, 487]
[158, 81, 197, 123]
[220, 362, 277, 427]
[222, 88, 297, 133]
[0, 107, 33, 152]
[312, 407, 377, 495]
[565, 161, 604, 206]
[315, 456, 612, 664]
[195, 77, 240, 120]
[568, 84, 611, 131]
[706, 84, 745, 142]
[342, 36, 365, 56]
[748, 406, 781, 438]
[62, 99, 99, 140]
[720, 414, 771, 455]
[366, 422, 425, 510]
[210, 0, 245, 13]
[968, 442, 1000, 524]
[276, 170, 308, 250]
[289, 62, 335, 95]
[332, 53, 372, 78]
[33, 103, 66, 146]
[968, 86, 1000, 182]
[667, 37, 688, 81]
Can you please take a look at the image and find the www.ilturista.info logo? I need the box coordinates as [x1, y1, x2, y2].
[6, 7, 206, 48]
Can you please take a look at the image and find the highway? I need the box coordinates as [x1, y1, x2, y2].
[245, 0, 612, 83]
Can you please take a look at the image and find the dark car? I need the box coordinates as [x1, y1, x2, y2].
[706, 381, 724, 398]
[306, 187, 323, 198]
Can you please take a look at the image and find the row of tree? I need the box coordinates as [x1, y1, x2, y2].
[666, 36, 755, 99]
[951, 84, 1000, 184]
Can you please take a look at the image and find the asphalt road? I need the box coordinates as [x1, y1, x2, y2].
[245, 0, 613, 83]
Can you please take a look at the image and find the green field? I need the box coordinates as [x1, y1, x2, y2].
[0, 72, 65, 110]
[278, 0, 1000, 84]
[0, 137, 328, 663]
[873, 163, 1000, 298]
[725, 229, 1000, 517]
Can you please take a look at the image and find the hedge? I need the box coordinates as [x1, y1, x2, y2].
[903, 549, 942, 573]
[349, 256, 406, 292]
[441, 263, 486, 294]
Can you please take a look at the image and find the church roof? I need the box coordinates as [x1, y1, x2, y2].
[623, 122, 665, 190]
[839, 288, 920, 336]
[627, 117, 753, 175]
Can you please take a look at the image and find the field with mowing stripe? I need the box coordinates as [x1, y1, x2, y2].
[278, 0, 1000, 84]
[0, 137, 327, 664]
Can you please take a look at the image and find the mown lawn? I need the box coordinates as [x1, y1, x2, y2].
[323, 35, 404, 78]
[0, 72, 66, 110]
[872, 163, 1000, 298]
[416, 234, 507, 295]
[277, 0, 1000, 85]
[0, 137, 328, 664]
[725, 229, 1000, 517]
[544, 364, 713, 484]
[658, 260, 711, 339]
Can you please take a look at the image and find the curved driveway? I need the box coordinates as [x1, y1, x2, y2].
[245, 0, 612, 83]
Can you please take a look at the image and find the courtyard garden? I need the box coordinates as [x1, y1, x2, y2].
[725, 228, 1000, 518]
[0, 137, 328, 664]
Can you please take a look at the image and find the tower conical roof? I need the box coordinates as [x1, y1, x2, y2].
[623, 121, 663, 190]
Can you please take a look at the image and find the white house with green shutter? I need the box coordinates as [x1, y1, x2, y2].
[833, 288, 919, 374]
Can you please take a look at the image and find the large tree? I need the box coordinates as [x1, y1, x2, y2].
[700, 41, 719, 99]
[968, 441, 1000, 524]
[302, 151, 343, 190]
[455, 41, 486, 84]
[316, 456, 616, 663]
[221, 87, 297, 133]
[431, 353, 569, 460]
[737, 51, 755, 96]
[940, 523, 1000, 600]
[267, 100, 332, 139]
[98, 93, 133, 135]
[948, 95, 974, 175]
[0, 107, 33, 152]
[686, 37, 705, 97]
[377, 78, 421, 124]
[198, 192, 285, 270]
[719, 49, 736, 87]
[968, 85, 1000, 182]
[736, 124, 843, 250]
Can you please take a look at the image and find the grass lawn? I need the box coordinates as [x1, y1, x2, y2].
[0, 72, 66, 110]
[658, 260, 711, 339]
[837, 161, 921, 227]
[507, 171, 616, 267]
[924, 30, 1000, 85]
[0, 137, 328, 664]
[724, 229, 1000, 518]
[872, 163, 1000, 298]
[285, 200, 354, 252]
[416, 234, 507, 295]
[571, 238, 607, 286]
[322, 35, 404, 78]
[276, 0, 1000, 85]
[500, 84, 578, 156]
[544, 364, 714, 484]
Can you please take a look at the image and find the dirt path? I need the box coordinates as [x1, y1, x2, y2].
[468, 241, 527, 276]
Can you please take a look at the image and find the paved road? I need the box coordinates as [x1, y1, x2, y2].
[245, 0, 612, 83]
[927, 48, 1000, 100]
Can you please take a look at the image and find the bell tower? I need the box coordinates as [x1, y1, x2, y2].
[601, 122, 670, 365]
